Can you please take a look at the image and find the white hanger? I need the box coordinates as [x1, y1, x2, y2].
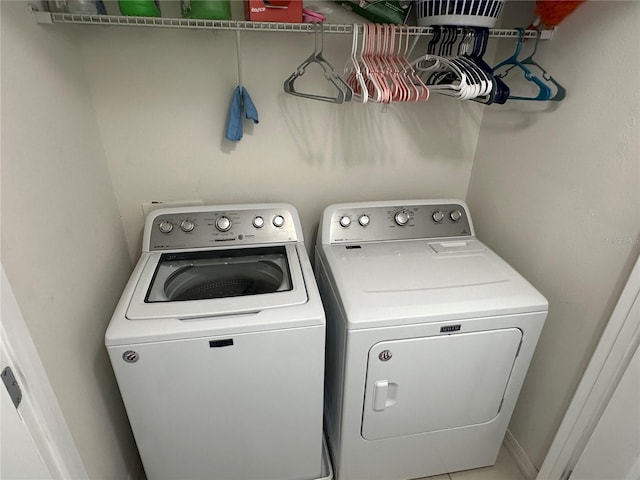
[344, 24, 368, 103]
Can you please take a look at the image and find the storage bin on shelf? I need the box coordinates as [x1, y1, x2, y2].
[244, 0, 302, 22]
[332, 0, 412, 25]
[118, 0, 161, 17]
[415, 0, 506, 27]
[182, 0, 231, 20]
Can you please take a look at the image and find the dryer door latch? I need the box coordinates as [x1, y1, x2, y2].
[373, 380, 398, 411]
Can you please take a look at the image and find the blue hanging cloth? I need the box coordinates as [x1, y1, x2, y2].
[242, 87, 259, 123]
[225, 86, 259, 142]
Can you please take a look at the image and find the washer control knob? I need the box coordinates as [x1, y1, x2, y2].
[394, 210, 410, 226]
[339, 216, 351, 228]
[450, 209, 463, 222]
[432, 211, 445, 223]
[158, 221, 173, 234]
[358, 214, 371, 227]
[272, 215, 285, 228]
[252, 216, 265, 229]
[180, 219, 195, 232]
[215, 216, 232, 232]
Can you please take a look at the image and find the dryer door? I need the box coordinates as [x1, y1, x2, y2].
[361, 328, 522, 440]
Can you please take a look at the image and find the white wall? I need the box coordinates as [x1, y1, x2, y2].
[9, 0, 637, 477]
[1, 2, 139, 478]
[466, 1, 640, 469]
[78, 1, 481, 259]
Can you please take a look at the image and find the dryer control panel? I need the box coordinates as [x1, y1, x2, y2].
[323, 200, 474, 244]
[146, 205, 300, 251]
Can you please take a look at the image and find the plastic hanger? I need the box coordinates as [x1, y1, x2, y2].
[463, 27, 509, 105]
[283, 24, 352, 103]
[383, 24, 428, 103]
[344, 24, 369, 103]
[372, 24, 392, 102]
[502, 29, 566, 101]
[394, 25, 429, 102]
[359, 24, 384, 103]
[414, 26, 502, 102]
[350, 25, 427, 105]
[455, 29, 489, 101]
[446, 27, 486, 100]
[474, 28, 509, 104]
[385, 25, 412, 103]
[426, 25, 442, 55]
[363, 23, 391, 103]
[492, 28, 553, 101]
[442, 29, 478, 99]
[414, 27, 475, 100]
[415, 53, 470, 99]
[439, 26, 457, 57]
[373, 24, 394, 103]
[383, 25, 403, 102]
[314, 25, 353, 102]
[458, 28, 500, 101]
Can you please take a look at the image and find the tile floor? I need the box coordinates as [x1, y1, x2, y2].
[138, 444, 527, 480]
[416, 445, 526, 480]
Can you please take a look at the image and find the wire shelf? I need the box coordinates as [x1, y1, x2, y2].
[31, 10, 554, 40]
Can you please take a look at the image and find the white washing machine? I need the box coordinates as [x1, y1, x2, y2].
[314, 199, 548, 480]
[106, 204, 327, 480]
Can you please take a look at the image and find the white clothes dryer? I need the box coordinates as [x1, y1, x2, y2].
[106, 204, 326, 480]
[314, 199, 548, 480]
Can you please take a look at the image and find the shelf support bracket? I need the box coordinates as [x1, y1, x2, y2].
[29, 4, 53, 24]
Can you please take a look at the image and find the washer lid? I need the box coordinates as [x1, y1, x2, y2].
[126, 244, 307, 320]
[319, 239, 548, 328]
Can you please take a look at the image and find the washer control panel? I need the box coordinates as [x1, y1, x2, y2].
[147, 206, 298, 251]
[325, 201, 473, 244]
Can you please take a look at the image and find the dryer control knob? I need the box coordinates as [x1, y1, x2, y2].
[215, 216, 232, 232]
[180, 220, 195, 232]
[252, 216, 265, 229]
[432, 211, 445, 223]
[159, 221, 173, 234]
[272, 215, 285, 228]
[394, 210, 410, 226]
[339, 216, 351, 228]
[358, 214, 371, 227]
[450, 210, 463, 222]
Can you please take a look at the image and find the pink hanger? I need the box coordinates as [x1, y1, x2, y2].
[398, 25, 429, 102]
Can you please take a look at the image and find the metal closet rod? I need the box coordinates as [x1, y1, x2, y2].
[31, 10, 555, 40]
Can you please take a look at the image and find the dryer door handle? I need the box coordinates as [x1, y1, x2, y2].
[372, 380, 398, 411]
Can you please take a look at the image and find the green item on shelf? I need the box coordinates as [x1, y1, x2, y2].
[181, 0, 231, 20]
[118, 0, 161, 17]
[332, 0, 411, 24]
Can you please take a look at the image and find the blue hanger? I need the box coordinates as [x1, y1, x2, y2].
[492, 28, 553, 101]
[505, 29, 566, 101]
